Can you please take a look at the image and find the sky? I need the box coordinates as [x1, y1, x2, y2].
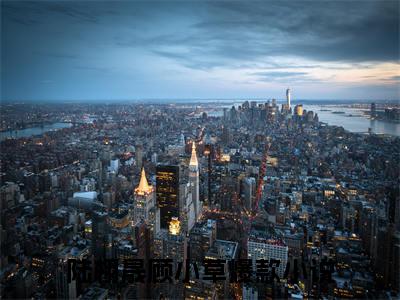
[1, 0, 399, 102]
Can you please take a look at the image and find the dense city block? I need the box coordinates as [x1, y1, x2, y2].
[1, 99, 399, 299]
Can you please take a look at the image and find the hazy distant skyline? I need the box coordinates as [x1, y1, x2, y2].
[2, 0, 399, 102]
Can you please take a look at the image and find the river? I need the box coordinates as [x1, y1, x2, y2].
[302, 105, 400, 137]
[0, 122, 73, 141]
[2, 104, 399, 140]
[208, 102, 400, 137]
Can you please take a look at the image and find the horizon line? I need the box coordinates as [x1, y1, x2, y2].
[1, 98, 399, 104]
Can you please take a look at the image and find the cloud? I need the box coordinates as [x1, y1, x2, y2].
[148, 1, 399, 69]
[4, 0, 399, 69]
[251, 71, 310, 82]
[249, 70, 331, 84]
[252, 71, 308, 78]
[2, 1, 101, 25]
[1, 0, 399, 100]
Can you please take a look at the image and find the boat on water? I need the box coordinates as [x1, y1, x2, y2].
[332, 111, 345, 114]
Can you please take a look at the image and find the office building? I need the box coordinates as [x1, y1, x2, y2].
[91, 211, 109, 258]
[286, 88, 291, 109]
[189, 141, 201, 220]
[134, 168, 155, 222]
[371, 102, 377, 117]
[156, 165, 180, 229]
[295, 104, 304, 116]
[247, 228, 288, 278]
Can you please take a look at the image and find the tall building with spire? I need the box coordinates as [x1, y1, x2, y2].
[134, 168, 155, 222]
[189, 141, 201, 220]
[286, 88, 291, 109]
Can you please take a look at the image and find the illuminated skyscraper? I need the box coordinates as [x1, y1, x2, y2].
[189, 141, 201, 220]
[156, 165, 180, 229]
[134, 168, 155, 222]
[286, 88, 291, 109]
[294, 104, 304, 116]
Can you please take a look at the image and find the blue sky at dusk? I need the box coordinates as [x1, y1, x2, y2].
[1, 0, 399, 102]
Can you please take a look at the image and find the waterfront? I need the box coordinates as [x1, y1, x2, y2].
[0, 122, 72, 141]
[1, 103, 399, 141]
[303, 105, 400, 137]
[208, 102, 400, 137]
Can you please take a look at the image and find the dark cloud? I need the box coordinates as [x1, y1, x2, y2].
[3, 0, 398, 67]
[1, 0, 399, 100]
[170, 0, 399, 68]
[2, 1, 102, 24]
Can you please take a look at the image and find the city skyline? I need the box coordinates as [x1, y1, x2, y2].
[1, 1, 400, 299]
[2, 0, 399, 102]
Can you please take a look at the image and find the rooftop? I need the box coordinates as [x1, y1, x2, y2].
[73, 191, 97, 200]
[248, 227, 287, 247]
[207, 239, 238, 260]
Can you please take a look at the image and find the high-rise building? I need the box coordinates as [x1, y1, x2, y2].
[189, 141, 201, 220]
[247, 228, 288, 278]
[204, 144, 213, 206]
[156, 165, 180, 229]
[223, 108, 228, 122]
[241, 177, 256, 211]
[221, 126, 230, 145]
[286, 88, 291, 109]
[179, 181, 195, 233]
[294, 104, 304, 116]
[189, 219, 217, 262]
[91, 211, 109, 258]
[134, 168, 155, 222]
[371, 102, 377, 117]
[56, 245, 90, 299]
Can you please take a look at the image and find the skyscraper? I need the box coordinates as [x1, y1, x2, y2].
[286, 88, 291, 109]
[294, 104, 303, 116]
[134, 168, 155, 222]
[189, 141, 201, 220]
[156, 165, 180, 229]
[91, 211, 109, 258]
[371, 102, 377, 117]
